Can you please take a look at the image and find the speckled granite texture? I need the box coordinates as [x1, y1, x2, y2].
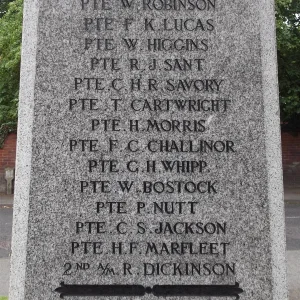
[10, 0, 287, 299]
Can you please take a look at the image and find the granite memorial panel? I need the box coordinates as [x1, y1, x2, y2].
[10, 0, 287, 299]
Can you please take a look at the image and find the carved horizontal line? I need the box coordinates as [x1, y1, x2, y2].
[55, 282, 243, 299]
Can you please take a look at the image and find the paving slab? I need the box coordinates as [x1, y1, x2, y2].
[286, 250, 300, 300]
[284, 188, 300, 202]
[0, 258, 10, 296]
[0, 195, 13, 207]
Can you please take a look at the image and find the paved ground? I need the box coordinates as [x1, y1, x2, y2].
[0, 194, 13, 207]
[285, 203, 300, 251]
[0, 192, 299, 298]
[285, 188, 300, 202]
[0, 206, 12, 259]
[287, 250, 300, 300]
[0, 258, 9, 297]
[285, 202, 300, 299]
[0, 201, 12, 297]
[0, 196, 12, 297]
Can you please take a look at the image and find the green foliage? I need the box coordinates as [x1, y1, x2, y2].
[0, 121, 17, 147]
[0, 0, 22, 128]
[275, 0, 300, 126]
[0, 297, 8, 300]
[0, 0, 13, 18]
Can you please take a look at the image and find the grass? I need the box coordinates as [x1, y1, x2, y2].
[0, 297, 8, 300]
